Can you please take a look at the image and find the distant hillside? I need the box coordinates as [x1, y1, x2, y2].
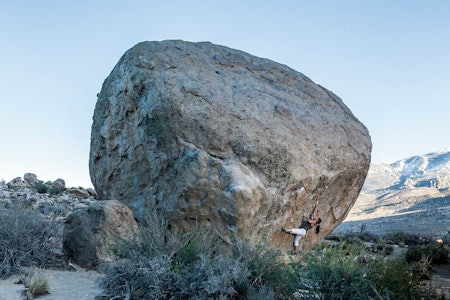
[336, 148, 450, 236]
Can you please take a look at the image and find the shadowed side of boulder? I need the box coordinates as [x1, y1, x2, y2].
[62, 200, 139, 268]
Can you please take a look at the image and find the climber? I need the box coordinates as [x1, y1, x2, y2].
[282, 200, 321, 254]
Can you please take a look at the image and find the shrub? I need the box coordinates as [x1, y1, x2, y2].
[0, 205, 62, 278]
[101, 214, 431, 300]
[406, 243, 450, 265]
[233, 240, 300, 298]
[302, 241, 384, 299]
[100, 255, 174, 299]
[34, 182, 49, 194]
[383, 231, 426, 246]
[104, 248, 248, 298]
[100, 212, 297, 299]
[442, 233, 450, 246]
[354, 231, 380, 243]
[301, 240, 423, 299]
[382, 243, 395, 256]
[368, 257, 420, 299]
[49, 186, 63, 195]
[411, 255, 433, 280]
[326, 232, 380, 245]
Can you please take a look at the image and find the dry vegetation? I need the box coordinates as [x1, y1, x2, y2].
[1, 204, 448, 299]
[98, 212, 450, 299]
[0, 204, 63, 278]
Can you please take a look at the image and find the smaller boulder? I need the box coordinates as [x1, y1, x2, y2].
[86, 188, 97, 198]
[66, 187, 90, 198]
[63, 200, 139, 268]
[7, 177, 24, 189]
[52, 178, 66, 191]
[23, 173, 38, 187]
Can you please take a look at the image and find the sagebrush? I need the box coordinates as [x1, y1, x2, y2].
[99, 212, 298, 299]
[99, 213, 438, 300]
[0, 205, 62, 278]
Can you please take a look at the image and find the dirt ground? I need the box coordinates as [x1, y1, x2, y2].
[426, 264, 450, 299]
[0, 268, 102, 300]
[0, 258, 447, 299]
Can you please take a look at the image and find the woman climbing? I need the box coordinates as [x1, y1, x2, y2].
[282, 200, 321, 254]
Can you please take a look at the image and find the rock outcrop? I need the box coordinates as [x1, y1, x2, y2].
[1, 174, 96, 216]
[23, 173, 38, 187]
[90, 40, 371, 252]
[63, 200, 139, 268]
[1, 174, 135, 268]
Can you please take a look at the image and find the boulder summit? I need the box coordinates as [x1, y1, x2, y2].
[90, 40, 371, 252]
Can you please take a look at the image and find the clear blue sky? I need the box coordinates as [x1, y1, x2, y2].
[1, 1, 449, 187]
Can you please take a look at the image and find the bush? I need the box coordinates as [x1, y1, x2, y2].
[326, 232, 380, 244]
[233, 241, 300, 298]
[301, 241, 422, 299]
[411, 255, 433, 280]
[49, 186, 63, 195]
[301, 241, 384, 299]
[34, 182, 49, 194]
[101, 215, 431, 300]
[354, 231, 380, 243]
[442, 233, 450, 246]
[383, 231, 426, 246]
[369, 257, 420, 299]
[99, 212, 297, 299]
[0, 205, 62, 278]
[406, 243, 449, 265]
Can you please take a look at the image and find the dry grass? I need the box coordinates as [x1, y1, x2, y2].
[23, 268, 50, 299]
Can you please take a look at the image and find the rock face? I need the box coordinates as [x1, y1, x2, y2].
[90, 40, 371, 252]
[63, 200, 139, 268]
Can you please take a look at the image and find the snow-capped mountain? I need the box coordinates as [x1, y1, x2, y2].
[393, 147, 450, 177]
[336, 148, 450, 236]
[363, 147, 450, 192]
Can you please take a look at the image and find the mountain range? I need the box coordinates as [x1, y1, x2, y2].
[335, 148, 450, 236]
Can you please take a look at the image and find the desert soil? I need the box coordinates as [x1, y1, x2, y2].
[0, 268, 102, 300]
[0, 260, 448, 299]
[427, 264, 450, 299]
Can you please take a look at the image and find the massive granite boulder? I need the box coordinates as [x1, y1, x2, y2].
[90, 40, 371, 253]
